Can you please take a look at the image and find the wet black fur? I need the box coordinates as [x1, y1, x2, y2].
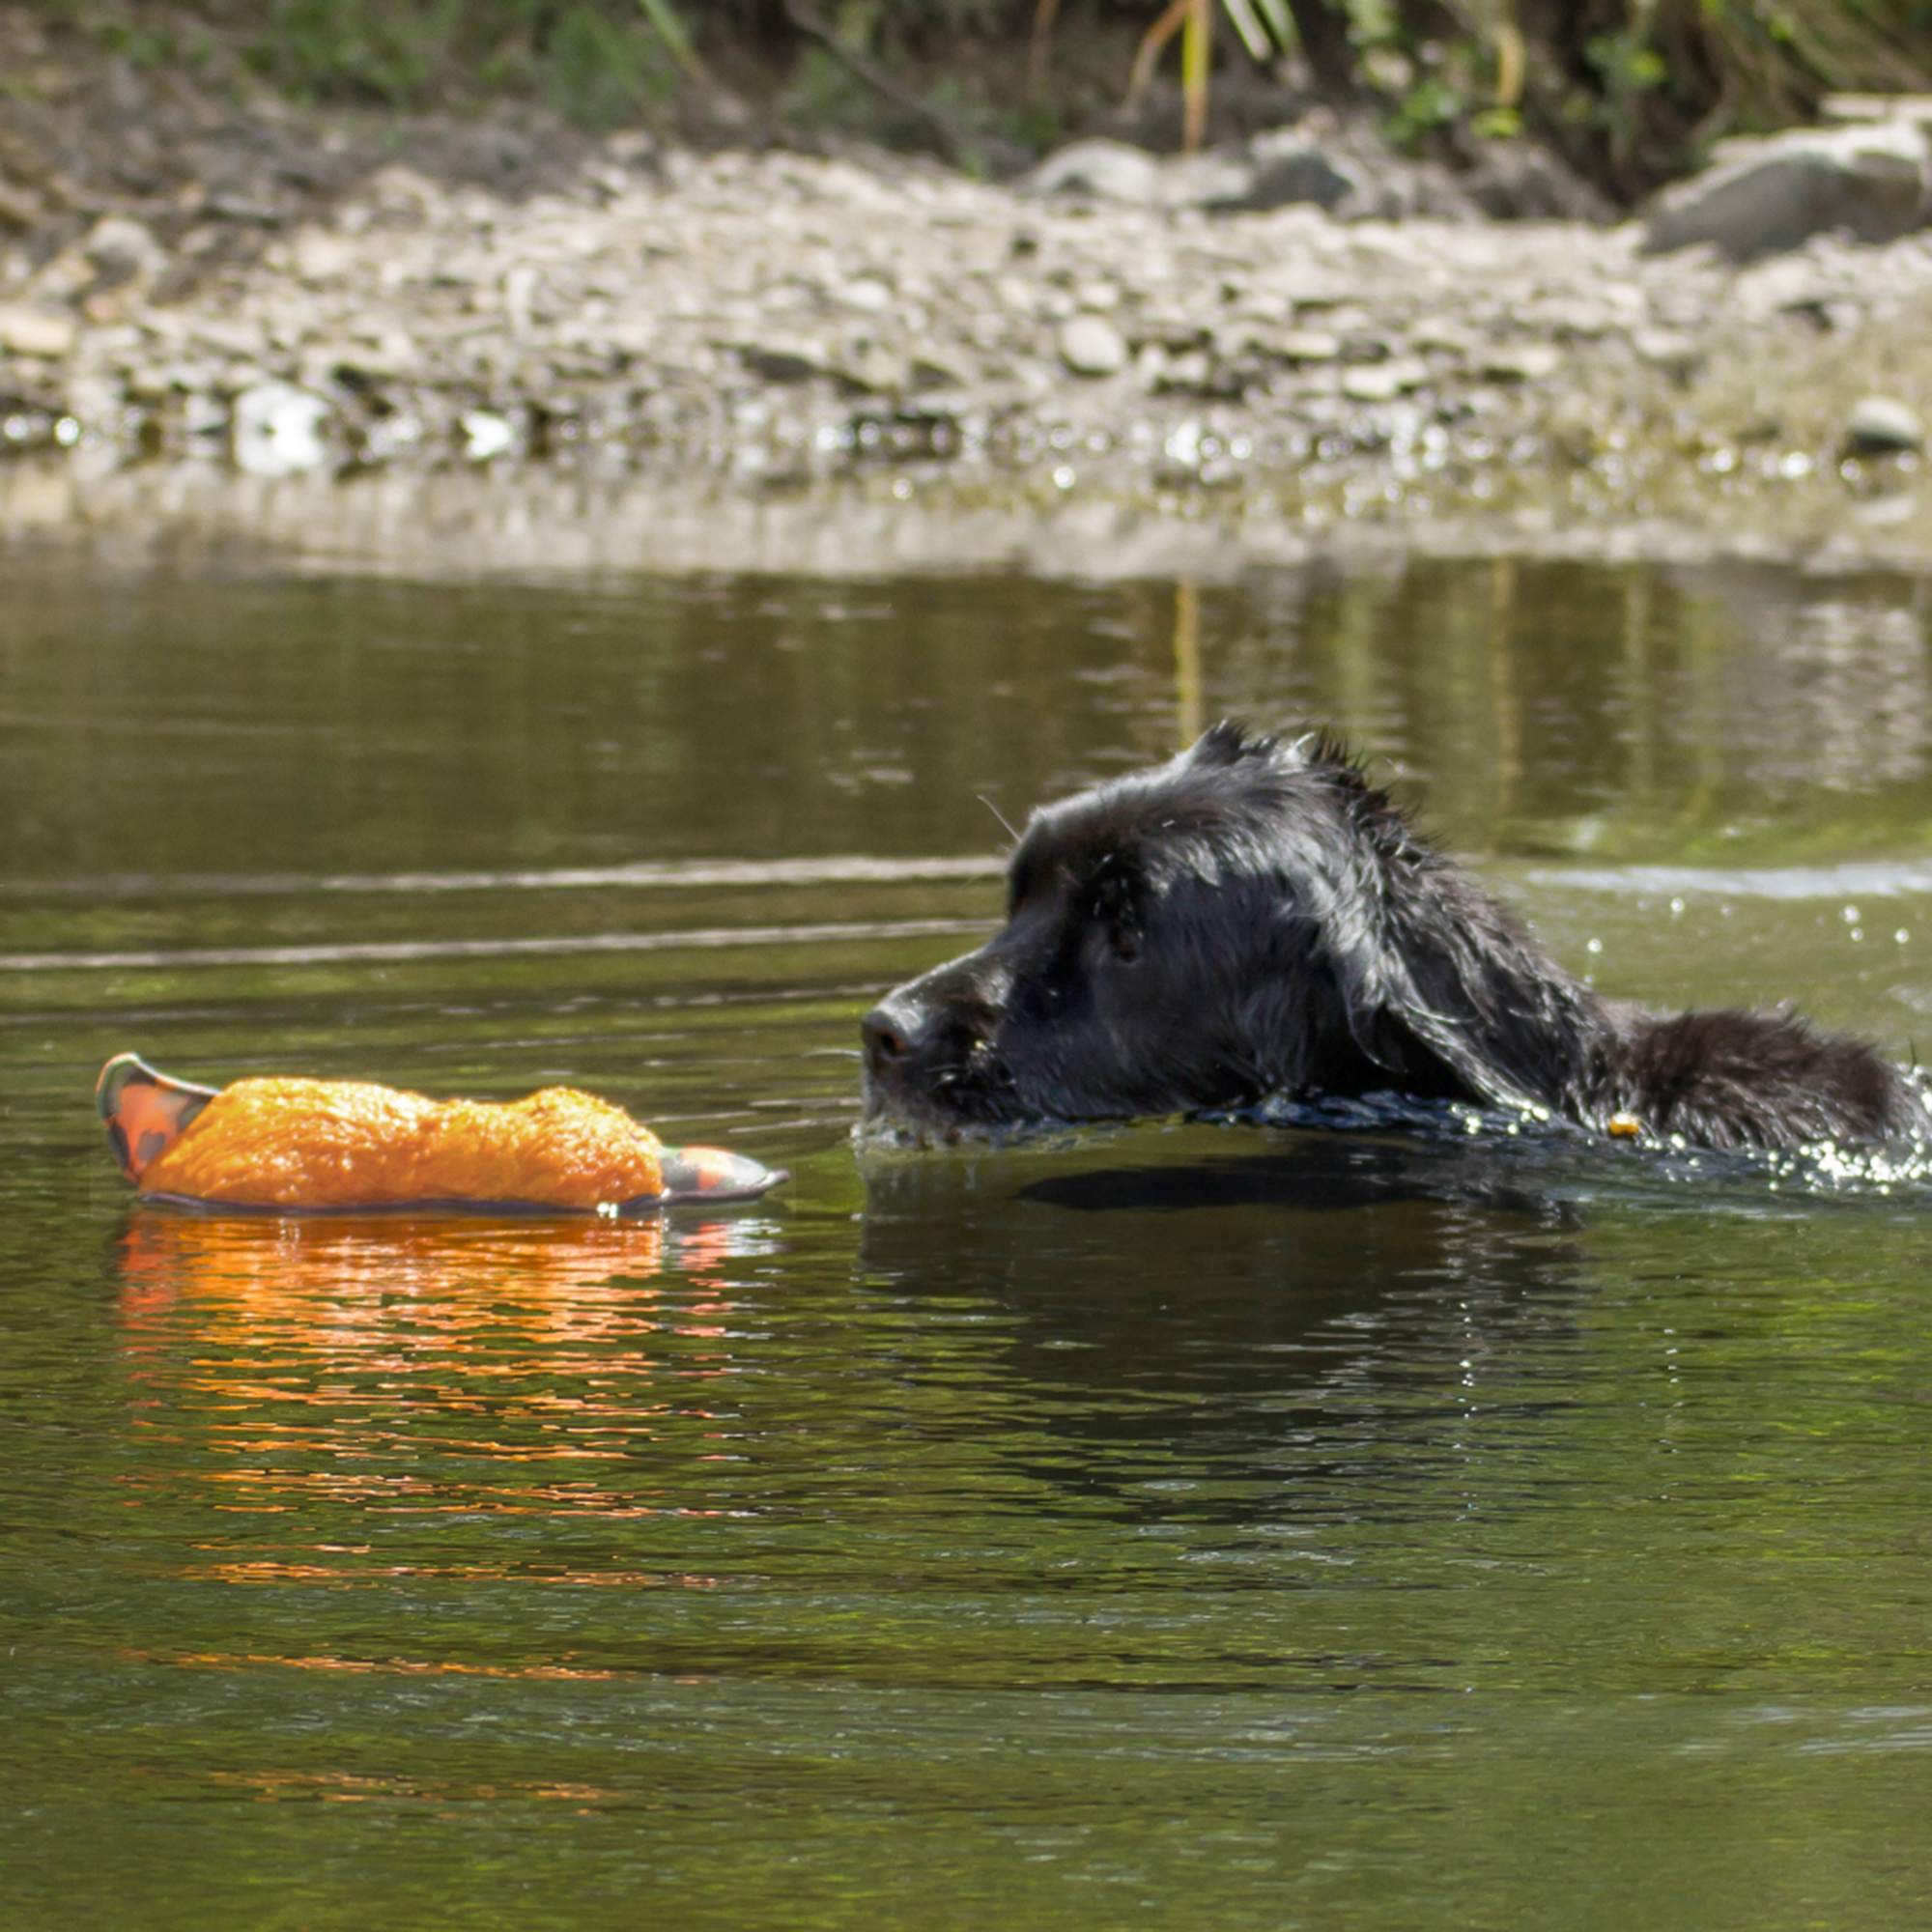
[861, 724, 1927, 1151]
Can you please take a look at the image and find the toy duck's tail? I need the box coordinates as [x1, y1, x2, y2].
[656, 1145, 781, 1204]
[97, 1053, 219, 1183]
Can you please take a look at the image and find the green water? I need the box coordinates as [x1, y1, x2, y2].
[1, 550, 1930, 1928]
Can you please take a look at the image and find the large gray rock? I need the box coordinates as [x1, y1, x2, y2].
[1026, 139, 1162, 206]
[1025, 139, 1255, 211]
[1025, 128, 1476, 222]
[1644, 119, 1931, 260]
[1290, 122, 1479, 223]
[1332, 157, 1478, 223]
[1158, 149, 1265, 211]
[1242, 130, 1355, 213]
[1460, 141, 1616, 223]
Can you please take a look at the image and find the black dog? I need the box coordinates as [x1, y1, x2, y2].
[862, 724, 1927, 1151]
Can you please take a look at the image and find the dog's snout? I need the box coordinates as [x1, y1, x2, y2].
[863, 976, 999, 1068]
[861, 1006, 912, 1065]
[861, 953, 1014, 1122]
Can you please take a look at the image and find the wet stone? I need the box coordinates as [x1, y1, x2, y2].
[1845, 394, 1926, 453]
[231, 382, 330, 477]
[741, 340, 824, 384]
[1341, 358, 1427, 402]
[1484, 344, 1562, 383]
[0, 308, 79, 358]
[1060, 316, 1129, 379]
[461, 411, 516, 461]
[1278, 328, 1342, 363]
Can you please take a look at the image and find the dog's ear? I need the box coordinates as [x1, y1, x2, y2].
[1185, 721, 1278, 768]
[1375, 1003, 1548, 1117]
[1333, 895, 1593, 1121]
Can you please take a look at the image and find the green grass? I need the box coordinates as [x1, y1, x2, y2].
[229, 0, 684, 126]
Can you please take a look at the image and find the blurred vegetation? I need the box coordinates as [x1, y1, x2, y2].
[39, 0, 1932, 196]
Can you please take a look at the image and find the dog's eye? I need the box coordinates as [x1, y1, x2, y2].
[1088, 869, 1142, 962]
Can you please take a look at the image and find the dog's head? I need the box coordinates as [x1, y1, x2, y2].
[861, 724, 1552, 1132]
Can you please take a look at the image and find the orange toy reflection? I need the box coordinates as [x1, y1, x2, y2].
[118, 1209, 755, 1336]
[113, 1209, 772, 1600]
[137, 1212, 610, 1311]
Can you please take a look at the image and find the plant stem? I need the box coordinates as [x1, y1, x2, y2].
[783, 0, 975, 167]
[1124, 0, 1191, 111]
[1028, 0, 1062, 102]
[1181, 0, 1212, 153]
[634, 0, 706, 82]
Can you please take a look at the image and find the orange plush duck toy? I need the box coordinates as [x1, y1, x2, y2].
[98, 1053, 784, 1216]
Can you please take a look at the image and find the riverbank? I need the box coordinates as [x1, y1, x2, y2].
[6, 119, 1932, 568]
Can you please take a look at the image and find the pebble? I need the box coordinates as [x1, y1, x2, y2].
[1060, 315, 1129, 379]
[1278, 328, 1342, 362]
[1341, 358, 1428, 402]
[1844, 394, 1925, 453]
[835, 278, 893, 313]
[1484, 344, 1562, 383]
[741, 339, 824, 384]
[1632, 327, 1701, 372]
[232, 383, 331, 477]
[461, 411, 516, 461]
[0, 307, 78, 358]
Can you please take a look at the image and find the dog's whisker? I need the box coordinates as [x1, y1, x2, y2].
[975, 794, 1021, 846]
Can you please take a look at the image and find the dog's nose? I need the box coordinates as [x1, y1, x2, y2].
[861, 1007, 913, 1066]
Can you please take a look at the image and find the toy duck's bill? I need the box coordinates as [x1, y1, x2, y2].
[97, 1053, 785, 1217]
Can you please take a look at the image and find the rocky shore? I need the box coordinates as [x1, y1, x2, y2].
[7, 73, 1932, 567]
